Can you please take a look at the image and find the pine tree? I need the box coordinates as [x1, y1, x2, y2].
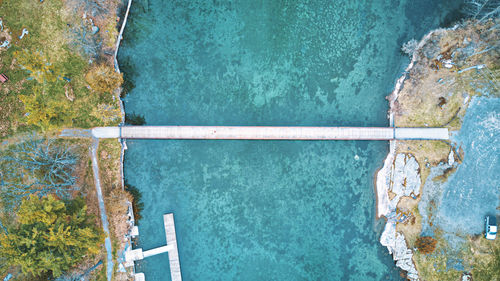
[0, 195, 103, 278]
[14, 49, 59, 83]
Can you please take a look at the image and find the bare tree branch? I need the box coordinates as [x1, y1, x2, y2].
[464, 0, 500, 21]
[70, 20, 102, 59]
[0, 136, 78, 208]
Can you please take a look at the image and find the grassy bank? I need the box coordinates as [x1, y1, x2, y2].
[391, 19, 499, 281]
[0, 0, 122, 138]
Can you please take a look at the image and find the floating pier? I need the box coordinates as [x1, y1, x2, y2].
[125, 213, 182, 281]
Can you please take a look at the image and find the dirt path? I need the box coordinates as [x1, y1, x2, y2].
[90, 138, 114, 281]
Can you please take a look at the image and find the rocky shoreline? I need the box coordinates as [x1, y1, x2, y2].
[112, 0, 138, 279]
[376, 17, 499, 280]
[375, 25, 459, 281]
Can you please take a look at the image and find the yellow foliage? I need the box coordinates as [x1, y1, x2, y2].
[14, 49, 60, 83]
[91, 103, 121, 124]
[0, 195, 103, 278]
[85, 64, 123, 94]
[19, 87, 74, 130]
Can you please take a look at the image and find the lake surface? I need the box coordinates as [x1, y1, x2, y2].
[119, 0, 463, 280]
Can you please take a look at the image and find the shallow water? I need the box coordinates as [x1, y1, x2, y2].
[119, 0, 464, 280]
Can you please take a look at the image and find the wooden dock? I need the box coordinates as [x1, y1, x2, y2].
[91, 126, 449, 140]
[164, 214, 182, 281]
[124, 213, 182, 281]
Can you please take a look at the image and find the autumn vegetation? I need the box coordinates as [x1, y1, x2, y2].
[0, 137, 77, 207]
[0, 137, 106, 279]
[0, 195, 102, 278]
[86, 64, 124, 94]
[395, 10, 500, 281]
[0, 0, 130, 279]
[0, 0, 124, 137]
[416, 236, 438, 254]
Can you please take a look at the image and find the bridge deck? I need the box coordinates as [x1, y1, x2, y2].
[91, 126, 449, 140]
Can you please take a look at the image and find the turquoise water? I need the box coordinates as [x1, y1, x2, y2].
[119, 0, 463, 280]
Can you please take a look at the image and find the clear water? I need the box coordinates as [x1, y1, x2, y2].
[119, 0, 464, 280]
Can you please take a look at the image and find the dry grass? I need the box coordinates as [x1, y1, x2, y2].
[0, 0, 123, 137]
[413, 230, 500, 281]
[97, 139, 133, 281]
[394, 20, 500, 130]
[396, 197, 422, 247]
[0, 0, 127, 278]
[396, 140, 452, 186]
[98, 139, 122, 192]
[391, 20, 499, 281]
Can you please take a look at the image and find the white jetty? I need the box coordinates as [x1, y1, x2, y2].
[125, 213, 182, 281]
[91, 126, 449, 140]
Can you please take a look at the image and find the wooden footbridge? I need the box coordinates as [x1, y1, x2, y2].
[75, 125, 448, 281]
[91, 126, 449, 140]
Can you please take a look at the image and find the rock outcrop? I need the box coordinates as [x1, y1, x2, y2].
[391, 153, 421, 199]
[381, 222, 419, 280]
[378, 153, 421, 280]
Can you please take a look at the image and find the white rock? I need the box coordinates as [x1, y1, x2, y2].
[391, 154, 421, 197]
[443, 59, 454, 68]
[380, 153, 421, 280]
[380, 221, 396, 253]
[448, 149, 455, 166]
[393, 233, 419, 280]
[405, 156, 421, 196]
[463, 95, 470, 105]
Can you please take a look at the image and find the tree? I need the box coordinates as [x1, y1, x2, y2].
[125, 182, 144, 223]
[19, 86, 75, 130]
[70, 20, 102, 59]
[14, 49, 59, 83]
[125, 112, 146, 125]
[19, 90, 57, 130]
[0, 137, 77, 208]
[85, 64, 123, 94]
[415, 236, 437, 254]
[91, 103, 121, 124]
[66, 0, 107, 17]
[0, 195, 102, 278]
[19, 80, 76, 129]
[464, 0, 500, 21]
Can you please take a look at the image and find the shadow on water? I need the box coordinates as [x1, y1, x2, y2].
[440, 4, 468, 28]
